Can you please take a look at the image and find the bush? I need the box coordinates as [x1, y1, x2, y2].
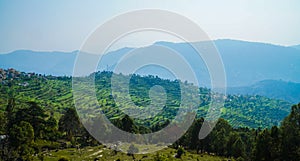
[34, 140, 61, 151]
[236, 157, 245, 161]
[175, 146, 185, 158]
[58, 157, 70, 161]
[154, 152, 168, 161]
[127, 144, 139, 154]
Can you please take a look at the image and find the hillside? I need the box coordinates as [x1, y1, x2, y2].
[228, 80, 300, 103]
[1, 69, 299, 161]
[0, 69, 292, 129]
[1, 40, 300, 87]
[0, 50, 77, 76]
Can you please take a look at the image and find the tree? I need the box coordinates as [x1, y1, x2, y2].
[0, 112, 6, 134]
[231, 137, 246, 158]
[127, 144, 139, 154]
[120, 115, 138, 133]
[269, 126, 281, 160]
[210, 119, 232, 156]
[44, 116, 60, 141]
[254, 129, 272, 161]
[187, 118, 204, 153]
[1, 98, 18, 160]
[127, 144, 139, 159]
[89, 116, 111, 144]
[175, 146, 185, 158]
[8, 121, 34, 160]
[280, 103, 300, 160]
[59, 108, 81, 141]
[5, 98, 15, 132]
[111, 114, 138, 135]
[227, 132, 240, 157]
[15, 102, 48, 139]
[153, 152, 168, 161]
[212, 127, 228, 156]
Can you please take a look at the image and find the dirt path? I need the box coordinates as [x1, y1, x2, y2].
[88, 150, 103, 157]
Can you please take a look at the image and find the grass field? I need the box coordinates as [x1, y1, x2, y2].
[33, 145, 234, 161]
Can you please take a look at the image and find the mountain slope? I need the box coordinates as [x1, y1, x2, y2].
[0, 69, 292, 129]
[228, 80, 300, 103]
[1, 40, 300, 87]
[0, 50, 77, 76]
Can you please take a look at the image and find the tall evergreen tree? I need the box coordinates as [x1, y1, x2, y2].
[254, 129, 272, 161]
[188, 118, 204, 153]
[280, 103, 300, 160]
[270, 126, 281, 160]
[232, 137, 246, 158]
[227, 132, 239, 157]
[116, 115, 138, 133]
[59, 108, 81, 141]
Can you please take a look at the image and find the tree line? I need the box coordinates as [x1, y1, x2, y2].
[1, 97, 300, 160]
[0, 98, 97, 160]
[174, 103, 300, 161]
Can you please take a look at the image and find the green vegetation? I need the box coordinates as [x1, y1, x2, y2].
[0, 69, 299, 160]
[0, 69, 291, 129]
[31, 145, 229, 161]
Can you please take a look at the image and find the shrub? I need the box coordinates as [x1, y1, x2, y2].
[236, 157, 245, 161]
[154, 152, 168, 161]
[58, 156, 70, 161]
[175, 146, 185, 158]
[127, 144, 139, 154]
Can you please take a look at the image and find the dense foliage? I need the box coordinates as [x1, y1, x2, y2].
[176, 103, 300, 160]
[0, 69, 291, 129]
[0, 69, 298, 161]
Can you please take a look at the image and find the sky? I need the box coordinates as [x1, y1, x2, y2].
[0, 0, 300, 53]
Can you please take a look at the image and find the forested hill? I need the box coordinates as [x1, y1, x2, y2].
[228, 80, 300, 103]
[0, 68, 292, 129]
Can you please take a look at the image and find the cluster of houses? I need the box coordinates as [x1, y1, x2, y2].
[0, 68, 20, 82]
[0, 68, 37, 85]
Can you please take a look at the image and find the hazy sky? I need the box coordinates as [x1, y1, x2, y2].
[0, 0, 300, 53]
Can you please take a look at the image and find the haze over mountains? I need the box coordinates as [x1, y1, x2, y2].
[1, 39, 300, 102]
[228, 80, 300, 103]
[291, 44, 300, 51]
[0, 50, 77, 76]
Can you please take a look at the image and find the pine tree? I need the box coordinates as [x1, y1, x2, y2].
[59, 108, 81, 141]
[280, 103, 300, 160]
[232, 137, 246, 158]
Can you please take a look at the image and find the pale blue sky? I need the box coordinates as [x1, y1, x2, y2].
[0, 0, 300, 53]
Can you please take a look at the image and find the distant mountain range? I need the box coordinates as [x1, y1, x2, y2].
[291, 44, 300, 51]
[1, 39, 300, 102]
[227, 80, 300, 103]
[0, 50, 77, 76]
